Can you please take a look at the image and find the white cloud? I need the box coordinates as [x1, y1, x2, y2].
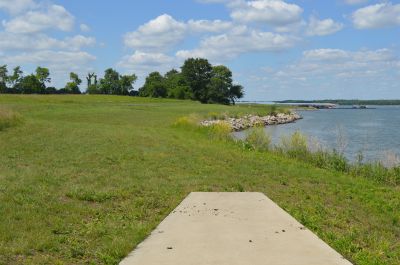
[2, 4, 74, 33]
[0, 0, 36, 14]
[274, 48, 398, 79]
[118, 51, 176, 73]
[244, 47, 400, 100]
[80, 23, 90, 32]
[352, 2, 400, 29]
[176, 26, 297, 61]
[0, 33, 95, 51]
[187, 19, 232, 33]
[306, 17, 343, 36]
[302, 49, 350, 61]
[230, 0, 303, 26]
[124, 14, 186, 52]
[124, 14, 234, 52]
[344, 0, 369, 5]
[1, 50, 96, 70]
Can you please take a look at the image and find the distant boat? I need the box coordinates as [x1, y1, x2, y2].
[352, 105, 367, 109]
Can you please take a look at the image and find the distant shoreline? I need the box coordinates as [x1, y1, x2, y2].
[275, 99, 400, 105]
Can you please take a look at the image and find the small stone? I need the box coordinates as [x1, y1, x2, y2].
[167, 246, 173, 250]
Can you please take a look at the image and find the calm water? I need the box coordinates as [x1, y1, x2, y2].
[234, 106, 400, 162]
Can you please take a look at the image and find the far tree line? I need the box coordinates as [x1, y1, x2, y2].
[0, 58, 244, 104]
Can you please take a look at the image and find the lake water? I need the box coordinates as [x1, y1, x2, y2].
[234, 106, 400, 163]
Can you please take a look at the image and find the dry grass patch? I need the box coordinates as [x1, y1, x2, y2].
[0, 107, 22, 131]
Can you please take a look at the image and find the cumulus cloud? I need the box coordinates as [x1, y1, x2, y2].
[117, 51, 176, 74]
[243, 47, 400, 99]
[2, 4, 74, 33]
[352, 2, 400, 29]
[0, 0, 36, 14]
[1, 50, 96, 70]
[0, 33, 95, 52]
[124, 14, 234, 52]
[229, 0, 303, 26]
[187, 19, 232, 33]
[124, 14, 186, 52]
[272, 48, 398, 80]
[176, 26, 297, 61]
[306, 17, 343, 36]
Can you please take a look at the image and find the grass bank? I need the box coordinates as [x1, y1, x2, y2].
[0, 95, 399, 264]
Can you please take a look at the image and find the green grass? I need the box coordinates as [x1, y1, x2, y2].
[0, 94, 399, 265]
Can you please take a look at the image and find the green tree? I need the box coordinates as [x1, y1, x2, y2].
[119, 74, 137, 95]
[229, 84, 244, 104]
[35, 67, 51, 86]
[70, 72, 82, 86]
[64, 72, 82, 94]
[0, 65, 8, 93]
[16, 75, 45, 94]
[139, 72, 167, 98]
[164, 69, 191, 99]
[181, 58, 213, 103]
[207, 65, 233, 104]
[8, 66, 23, 91]
[99, 68, 120, 94]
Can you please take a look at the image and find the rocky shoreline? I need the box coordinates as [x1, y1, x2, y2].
[200, 112, 302, 131]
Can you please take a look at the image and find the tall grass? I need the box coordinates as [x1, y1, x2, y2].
[243, 130, 400, 185]
[208, 122, 232, 140]
[244, 127, 271, 151]
[0, 107, 21, 131]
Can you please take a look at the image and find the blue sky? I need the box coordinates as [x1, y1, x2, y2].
[0, 0, 399, 100]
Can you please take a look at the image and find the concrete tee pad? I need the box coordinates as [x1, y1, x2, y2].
[120, 192, 353, 265]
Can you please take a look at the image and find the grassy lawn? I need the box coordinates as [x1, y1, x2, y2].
[0, 95, 399, 265]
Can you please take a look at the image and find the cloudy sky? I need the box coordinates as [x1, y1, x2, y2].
[0, 0, 399, 100]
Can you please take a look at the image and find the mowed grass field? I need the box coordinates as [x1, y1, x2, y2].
[0, 95, 399, 265]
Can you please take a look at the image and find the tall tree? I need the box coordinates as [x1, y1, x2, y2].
[70, 72, 82, 86]
[119, 74, 137, 95]
[229, 84, 244, 104]
[181, 58, 213, 103]
[99, 68, 120, 94]
[139, 72, 167, 98]
[8, 66, 23, 90]
[35, 67, 51, 86]
[207, 65, 233, 104]
[0, 65, 8, 93]
[164, 69, 191, 99]
[64, 72, 82, 94]
[86, 72, 99, 94]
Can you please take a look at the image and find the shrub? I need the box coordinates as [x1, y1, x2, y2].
[245, 127, 271, 151]
[0, 107, 22, 131]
